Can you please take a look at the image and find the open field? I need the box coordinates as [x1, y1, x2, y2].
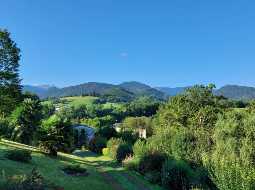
[0, 140, 162, 190]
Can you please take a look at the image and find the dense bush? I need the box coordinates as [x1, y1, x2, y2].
[138, 151, 166, 174]
[38, 115, 74, 155]
[132, 139, 148, 158]
[118, 131, 138, 144]
[97, 126, 117, 140]
[88, 136, 107, 154]
[63, 164, 88, 176]
[5, 149, 32, 163]
[11, 97, 42, 145]
[116, 144, 133, 163]
[0, 117, 12, 138]
[203, 111, 255, 190]
[161, 159, 194, 190]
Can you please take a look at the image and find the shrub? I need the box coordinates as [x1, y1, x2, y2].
[138, 151, 166, 174]
[63, 164, 88, 176]
[106, 138, 124, 159]
[0, 117, 12, 138]
[102, 148, 109, 156]
[116, 144, 133, 163]
[118, 131, 138, 144]
[88, 136, 107, 154]
[0, 168, 58, 190]
[161, 159, 194, 190]
[133, 139, 148, 158]
[5, 149, 32, 163]
[39, 141, 58, 157]
[97, 126, 117, 140]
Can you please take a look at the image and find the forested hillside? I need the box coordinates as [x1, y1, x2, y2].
[23, 81, 165, 101]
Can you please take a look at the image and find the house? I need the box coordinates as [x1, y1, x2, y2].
[138, 128, 146, 139]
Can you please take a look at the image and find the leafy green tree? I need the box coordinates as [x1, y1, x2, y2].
[11, 96, 42, 145]
[0, 29, 22, 115]
[203, 110, 255, 190]
[41, 102, 55, 119]
[127, 96, 160, 117]
[39, 115, 74, 156]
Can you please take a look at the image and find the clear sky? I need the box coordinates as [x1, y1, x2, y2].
[1, 0, 255, 88]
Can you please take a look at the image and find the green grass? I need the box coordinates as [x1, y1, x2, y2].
[61, 96, 99, 108]
[0, 140, 163, 190]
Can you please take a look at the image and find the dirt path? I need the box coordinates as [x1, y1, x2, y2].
[99, 170, 126, 190]
[73, 150, 156, 190]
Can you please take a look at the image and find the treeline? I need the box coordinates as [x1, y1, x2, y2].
[120, 85, 255, 190]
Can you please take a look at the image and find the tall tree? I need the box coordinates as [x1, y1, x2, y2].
[0, 29, 22, 115]
[11, 95, 42, 145]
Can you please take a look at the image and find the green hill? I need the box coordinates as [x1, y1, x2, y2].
[0, 139, 162, 190]
[215, 85, 255, 100]
[23, 81, 165, 101]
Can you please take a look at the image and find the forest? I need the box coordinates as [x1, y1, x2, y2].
[0, 29, 255, 190]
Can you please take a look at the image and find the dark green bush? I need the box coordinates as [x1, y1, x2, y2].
[116, 144, 133, 163]
[63, 164, 87, 176]
[88, 136, 107, 154]
[161, 159, 193, 190]
[97, 126, 117, 140]
[144, 171, 161, 184]
[138, 151, 166, 174]
[5, 149, 32, 163]
[0, 117, 12, 138]
[118, 131, 138, 144]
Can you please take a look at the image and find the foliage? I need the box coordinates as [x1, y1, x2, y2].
[11, 96, 42, 145]
[0, 29, 22, 115]
[38, 115, 74, 156]
[126, 96, 161, 117]
[132, 139, 148, 159]
[41, 102, 55, 119]
[138, 151, 166, 174]
[203, 110, 255, 190]
[161, 159, 194, 190]
[120, 116, 153, 137]
[88, 136, 107, 154]
[62, 164, 87, 176]
[0, 168, 57, 190]
[102, 148, 109, 156]
[0, 116, 12, 138]
[116, 143, 133, 163]
[106, 138, 125, 159]
[97, 126, 117, 140]
[118, 131, 138, 144]
[5, 149, 32, 163]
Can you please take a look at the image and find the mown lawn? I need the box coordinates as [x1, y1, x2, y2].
[0, 140, 163, 190]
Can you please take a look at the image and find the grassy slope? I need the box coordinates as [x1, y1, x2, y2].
[61, 96, 99, 107]
[0, 140, 162, 190]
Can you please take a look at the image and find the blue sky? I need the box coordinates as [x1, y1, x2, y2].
[1, 0, 255, 88]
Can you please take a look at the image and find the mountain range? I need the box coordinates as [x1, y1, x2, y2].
[23, 82, 255, 101]
[23, 81, 165, 101]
